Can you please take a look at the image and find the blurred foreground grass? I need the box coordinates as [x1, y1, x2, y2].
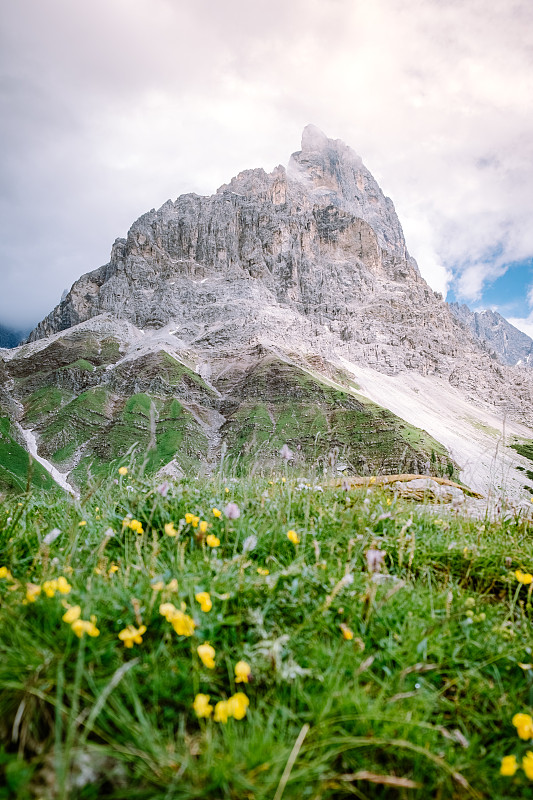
[1, 471, 533, 798]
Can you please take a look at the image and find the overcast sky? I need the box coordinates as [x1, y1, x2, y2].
[1, 0, 533, 334]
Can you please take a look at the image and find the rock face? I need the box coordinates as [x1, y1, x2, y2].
[449, 302, 533, 367]
[30, 124, 422, 356]
[2, 125, 533, 494]
[28, 127, 533, 419]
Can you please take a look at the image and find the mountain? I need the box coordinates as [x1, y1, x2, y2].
[2, 126, 533, 498]
[449, 302, 533, 367]
[0, 324, 27, 349]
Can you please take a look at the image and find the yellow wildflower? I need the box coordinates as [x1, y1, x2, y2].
[171, 610, 196, 637]
[0, 567, 13, 581]
[515, 570, 533, 585]
[166, 578, 178, 592]
[199, 520, 208, 534]
[128, 519, 144, 535]
[78, 520, 87, 527]
[214, 700, 230, 723]
[206, 534, 220, 548]
[185, 513, 200, 527]
[56, 576, 72, 594]
[109, 564, 119, 575]
[25, 583, 41, 603]
[42, 579, 58, 598]
[70, 619, 86, 637]
[159, 602, 196, 634]
[197, 642, 216, 669]
[193, 693, 213, 718]
[118, 624, 147, 648]
[62, 605, 81, 624]
[71, 616, 100, 638]
[195, 591, 212, 612]
[151, 581, 165, 592]
[340, 623, 354, 640]
[287, 529, 300, 545]
[523, 751, 533, 780]
[87, 616, 100, 636]
[118, 466, 128, 475]
[257, 567, 269, 576]
[235, 660, 252, 683]
[500, 754, 519, 776]
[227, 692, 249, 720]
[513, 713, 533, 740]
[159, 602, 178, 622]
[212, 507, 222, 518]
[164, 522, 178, 537]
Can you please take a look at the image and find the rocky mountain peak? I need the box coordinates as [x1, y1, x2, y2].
[24, 126, 533, 427]
[300, 123, 331, 152]
[288, 125, 408, 258]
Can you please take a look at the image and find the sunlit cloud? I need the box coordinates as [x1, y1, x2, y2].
[1, 0, 532, 327]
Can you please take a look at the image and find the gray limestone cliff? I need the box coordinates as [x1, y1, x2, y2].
[28, 125, 423, 353]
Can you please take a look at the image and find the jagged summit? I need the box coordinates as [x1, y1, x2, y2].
[301, 123, 331, 151]
[289, 125, 408, 258]
[217, 126, 409, 259]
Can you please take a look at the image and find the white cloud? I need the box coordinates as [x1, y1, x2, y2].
[508, 317, 533, 339]
[1, 0, 533, 326]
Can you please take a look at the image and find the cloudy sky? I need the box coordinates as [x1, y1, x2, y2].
[1, 0, 533, 334]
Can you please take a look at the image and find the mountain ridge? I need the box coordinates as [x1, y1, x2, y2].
[2, 126, 533, 498]
[449, 301, 533, 367]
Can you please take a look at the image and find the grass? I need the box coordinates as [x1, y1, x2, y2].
[71, 393, 209, 483]
[1, 471, 533, 798]
[0, 416, 59, 493]
[23, 387, 75, 425]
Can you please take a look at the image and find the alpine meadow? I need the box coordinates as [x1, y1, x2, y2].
[3, 127, 533, 799]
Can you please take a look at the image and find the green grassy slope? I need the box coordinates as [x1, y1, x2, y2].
[221, 357, 455, 477]
[71, 392, 209, 482]
[7, 341, 216, 483]
[3, 332, 457, 488]
[0, 416, 59, 493]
